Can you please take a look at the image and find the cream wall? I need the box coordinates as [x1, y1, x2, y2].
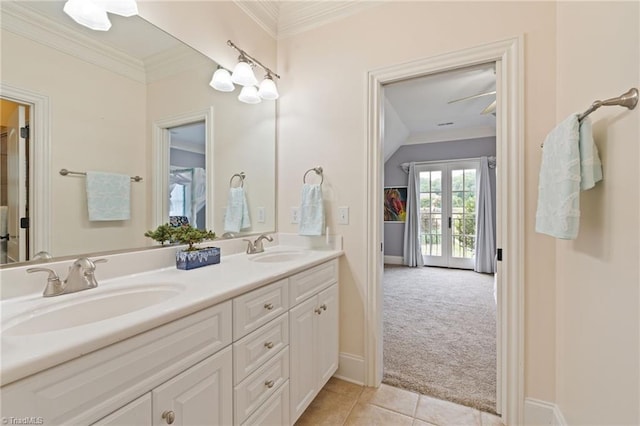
[277, 1, 557, 402]
[555, 2, 640, 424]
[1, 30, 148, 257]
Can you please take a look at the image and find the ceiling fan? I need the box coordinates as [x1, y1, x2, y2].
[448, 90, 496, 115]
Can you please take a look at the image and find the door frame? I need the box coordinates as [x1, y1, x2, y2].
[152, 108, 214, 230]
[0, 83, 51, 259]
[365, 37, 524, 424]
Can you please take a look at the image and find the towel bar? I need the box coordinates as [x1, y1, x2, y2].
[303, 166, 323, 185]
[541, 87, 638, 148]
[59, 169, 143, 182]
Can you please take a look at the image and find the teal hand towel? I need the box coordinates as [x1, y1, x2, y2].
[535, 115, 602, 239]
[86, 171, 131, 221]
[224, 187, 251, 233]
[299, 183, 324, 236]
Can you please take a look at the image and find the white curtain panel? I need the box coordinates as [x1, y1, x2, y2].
[474, 156, 496, 273]
[403, 162, 424, 267]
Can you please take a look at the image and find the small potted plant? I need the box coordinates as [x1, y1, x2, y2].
[145, 224, 220, 270]
[144, 223, 174, 246]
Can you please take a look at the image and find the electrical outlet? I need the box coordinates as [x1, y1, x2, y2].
[257, 207, 265, 223]
[291, 207, 300, 224]
[338, 206, 349, 225]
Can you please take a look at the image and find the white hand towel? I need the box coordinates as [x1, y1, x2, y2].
[224, 187, 251, 233]
[535, 114, 602, 239]
[86, 171, 131, 221]
[299, 183, 324, 236]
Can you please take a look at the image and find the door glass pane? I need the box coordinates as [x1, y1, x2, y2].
[419, 171, 442, 257]
[451, 168, 477, 259]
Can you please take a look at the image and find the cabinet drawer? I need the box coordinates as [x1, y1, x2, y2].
[241, 380, 289, 426]
[234, 347, 289, 424]
[233, 313, 289, 384]
[289, 260, 338, 307]
[233, 279, 289, 340]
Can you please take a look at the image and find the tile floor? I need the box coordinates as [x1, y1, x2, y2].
[295, 378, 505, 426]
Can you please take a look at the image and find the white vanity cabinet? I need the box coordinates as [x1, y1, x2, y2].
[288, 260, 339, 424]
[1, 255, 341, 426]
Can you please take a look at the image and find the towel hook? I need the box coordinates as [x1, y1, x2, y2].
[230, 172, 245, 188]
[303, 167, 324, 185]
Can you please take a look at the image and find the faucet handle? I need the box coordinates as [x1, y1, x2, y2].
[27, 267, 64, 297]
[93, 258, 108, 265]
[27, 267, 59, 280]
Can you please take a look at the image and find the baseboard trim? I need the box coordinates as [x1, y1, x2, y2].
[383, 255, 403, 265]
[524, 398, 567, 426]
[334, 352, 364, 385]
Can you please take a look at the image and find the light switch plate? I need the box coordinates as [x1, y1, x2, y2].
[290, 207, 300, 224]
[338, 206, 349, 225]
[257, 207, 265, 223]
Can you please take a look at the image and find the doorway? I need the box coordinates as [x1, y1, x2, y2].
[1, 98, 30, 264]
[365, 37, 524, 424]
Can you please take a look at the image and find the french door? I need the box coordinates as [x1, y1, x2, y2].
[417, 161, 479, 269]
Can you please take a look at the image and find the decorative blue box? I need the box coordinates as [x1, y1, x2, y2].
[176, 247, 220, 270]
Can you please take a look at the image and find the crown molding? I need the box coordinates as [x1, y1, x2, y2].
[145, 44, 212, 83]
[233, 1, 381, 40]
[0, 2, 146, 83]
[233, 1, 279, 39]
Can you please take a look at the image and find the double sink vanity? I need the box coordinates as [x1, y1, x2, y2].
[0, 235, 343, 425]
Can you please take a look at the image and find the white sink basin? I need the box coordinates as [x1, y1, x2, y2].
[249, 250, 307, 263]
[2, 284, 184, 336]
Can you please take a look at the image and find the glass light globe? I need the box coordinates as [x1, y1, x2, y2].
[258, 76, 279, 100]
[63, 0, 112, 31]
[231, 61, 259, 87]
[209, 68, 235, 92]
[238, 86, 261, 104]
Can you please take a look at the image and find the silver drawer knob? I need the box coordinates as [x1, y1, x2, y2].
[264, 341, 274, 349]
[161, 410, 175, 424]
[315, 308, 323, 315]
[264, 303, 274, 310]
[265, 380, 275, 388]
[320, 303, 327, 311]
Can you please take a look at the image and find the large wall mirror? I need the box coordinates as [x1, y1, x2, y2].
[0, 1, 276, 266]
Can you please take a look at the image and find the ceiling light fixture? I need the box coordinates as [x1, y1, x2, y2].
[63, 0, 138, 31]
[210, 40, 280, 104]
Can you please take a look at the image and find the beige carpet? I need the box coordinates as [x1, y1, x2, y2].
[382, 265, 497, 414]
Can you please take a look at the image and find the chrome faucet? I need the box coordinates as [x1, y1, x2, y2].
[27, 257, 108, 297]
[244, 234, 274, 254]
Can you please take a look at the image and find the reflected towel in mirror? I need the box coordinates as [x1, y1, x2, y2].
[224, 187, 251, 233]
[86, 171, 131, 221]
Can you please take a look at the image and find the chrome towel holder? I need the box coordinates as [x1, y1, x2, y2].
[59, 168, 143, 182]
[229, 172, 245, 188]
[541, 87, 638, 148]
[303, 166, 324, 185]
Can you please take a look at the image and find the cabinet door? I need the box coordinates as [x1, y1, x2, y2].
[153, 346, 232, 426]
[289, 296, 317, 423]
[316, 284, 339, 388]
[92, 394, 152, 426]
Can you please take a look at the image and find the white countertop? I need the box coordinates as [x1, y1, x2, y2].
[0, 245, 342, 386]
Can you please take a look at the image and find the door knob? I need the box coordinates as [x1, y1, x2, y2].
[161, 410, 175, 424]
[264, 341, 274, 349]
[265, 380, 275, 388]
[264, 303, 274, 310]
[320, 304, 327, 311]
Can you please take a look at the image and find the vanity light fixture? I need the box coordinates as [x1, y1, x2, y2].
[209, 66, 235, 92]
[210, 40, 280, 104]
[63, 0, 138, 32]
